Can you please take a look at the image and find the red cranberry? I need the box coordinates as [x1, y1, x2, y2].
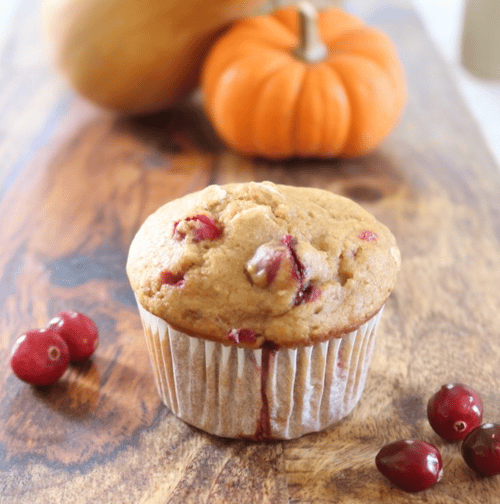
[173, 215, 222, 242]
[159, 270, 185, 287]
[261, 252, 283, 285]
[246, 235, 321, 305]
[376, 439, 443, 492]
[293, 281, 322, 306]
[227, 328, 258, 345]
[461, 423, 500, 477]
[47, 311, 99, 361]
[281, 234, 306, 283]
[281, 235, 321, 306]
[10, 329, 70, 386]
[245, 242, 289, 288]
[427, 383, 483, 441]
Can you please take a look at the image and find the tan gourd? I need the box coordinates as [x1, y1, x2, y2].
[41, 0, 266, 114]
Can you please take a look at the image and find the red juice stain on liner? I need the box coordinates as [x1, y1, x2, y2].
[228, 335, 279, 441]
[254, 341, 280, 441]
[226, 327, 272, 439]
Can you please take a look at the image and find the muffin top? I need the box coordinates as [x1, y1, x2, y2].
[126, 181, 400, 348]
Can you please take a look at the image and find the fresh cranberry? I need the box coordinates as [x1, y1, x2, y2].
[10, 329, 70, 386]
[173, 215, 223, 242]
[461, 423, 500, 477]
[159, 270, 185, 287]
[375, 439, 443, 492]
[47, 311, 99, 361]
[427, 383, 483, 441]
[227, 328, 258, 345]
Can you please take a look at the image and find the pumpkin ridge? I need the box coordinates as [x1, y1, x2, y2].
[289, 66, 308, 156]
[204, 39, 290, 85]
[249, 61, 298, 153]
[316, 67, 330, 155]
[252, 62, 306, 156]
[215, 57, 293, 152]
[202, 21, 298, 106]
[326, 54, 398, 156]
[315, 63, 350, 155]
[290, 66, 334, 156]
[329, 51, 404, 107]
[325, 27, 406, 92]
[202, 35, 291, 122]
[326, 57, 368, 156]
[328, 52, 387, 83]
[321, 60, 354, 154]
[209, 46, 291, 89]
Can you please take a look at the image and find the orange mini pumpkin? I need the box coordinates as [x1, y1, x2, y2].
[202, 1, 407, 159]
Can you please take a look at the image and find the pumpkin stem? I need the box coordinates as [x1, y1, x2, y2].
[292, 1, 328, 63]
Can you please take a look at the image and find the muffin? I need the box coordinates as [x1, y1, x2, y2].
[126, 181, 400, 439]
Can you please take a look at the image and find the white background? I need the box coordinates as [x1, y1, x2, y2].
[1, 0, 499, 166]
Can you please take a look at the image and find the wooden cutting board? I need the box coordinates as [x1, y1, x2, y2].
[1, 0, 500, 502]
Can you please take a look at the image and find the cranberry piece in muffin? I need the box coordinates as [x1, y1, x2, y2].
[246, 234, 321, 305]
[173, 214, 223, 242]
[227, 328, 258, 345]
[281, 234, 305, 282]
[282, 235, 321, 305]
[160, 270, 185, 287]
[245, 241, 295, 289]
[293, 281, 322, 306]
[358, 230, 378, 242]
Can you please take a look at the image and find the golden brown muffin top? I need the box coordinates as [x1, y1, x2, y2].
[126, 182, 400, 348]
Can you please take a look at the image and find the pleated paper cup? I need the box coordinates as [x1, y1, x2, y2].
[137, 301, 383, 440]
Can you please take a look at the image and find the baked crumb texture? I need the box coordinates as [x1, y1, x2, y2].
[126, 182, 400, 348]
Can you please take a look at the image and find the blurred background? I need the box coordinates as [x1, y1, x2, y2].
[1, 0, 499, 166]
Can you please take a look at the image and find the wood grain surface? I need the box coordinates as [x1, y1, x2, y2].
[1, 0, 500, 502]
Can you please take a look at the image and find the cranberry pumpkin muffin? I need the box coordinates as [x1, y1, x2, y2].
[126, 181, 400, 439]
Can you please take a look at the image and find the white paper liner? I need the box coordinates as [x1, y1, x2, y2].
[137, 301, 383, 439]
